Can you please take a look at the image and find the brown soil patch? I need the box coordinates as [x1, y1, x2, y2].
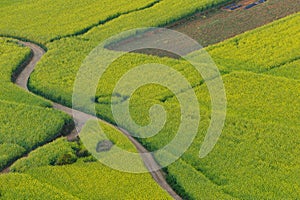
[169, 0, 300, 47]
[108, 0, 300, 55]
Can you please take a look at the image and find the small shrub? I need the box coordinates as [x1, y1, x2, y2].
[55, 153, 77, 165]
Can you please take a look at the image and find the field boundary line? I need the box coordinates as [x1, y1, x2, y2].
[48, 0, 162, 43]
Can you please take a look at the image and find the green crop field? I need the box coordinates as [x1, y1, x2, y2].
[171, 0, 300, 47]
[0, 0, 229, 44]
[0, 38, 51, 106]
[0, 0, 159, 44]
[0, 173, 77, 199]
[265, 59, 300, 80]
[0, 38, 71, 172]
[25, 162, 171, 200]
[29, 11, 300, 198]
[8, 121, 172, 199]
[207, 13, 300, 73]
[0, 0, 299, 199]
[173, 72, 300, 198]
[28, 10, 300, 114]
[28, 11, 300, 199]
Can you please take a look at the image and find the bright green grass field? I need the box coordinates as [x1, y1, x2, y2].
[10, 138, 78, 173]
[27, 12, 300, 113]
[0, 38, 71, 171]
[26, 162, 171, 200]
[26, 0, 230, 106]
[0, 1, 232, 198]
[0, 144, 25, 171]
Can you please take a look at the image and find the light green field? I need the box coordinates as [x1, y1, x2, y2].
[207, 13, 300, 73]
[265, 59, 300, 80]
[0, 173, 77, 199]
[0, 38, 71, 171]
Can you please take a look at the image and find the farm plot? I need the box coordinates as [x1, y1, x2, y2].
[0, 173, 77, 199]
[55, 13, 300, 198]
[0, 0, 299, 199]
[0, 0, 160, 44]
[0, 0, 230, 44]
[0, 38, 51, 106]
[106, 70, 300, 198]
[26, 162, 172, 200]
[31, 13, 299, 199]
[9, 121, 172, 199]
[27, 0, 231, 108]
[0, 1, 234, 197]
[169, 0, 300, 46]
[32, 12, 300, 122]
[171, 72, 300, 199]
[0, 38, 71, 171]
[10, 138, 79, 173]
[10, 120, 138, 173]
[110, 0, 300, 48]
[207, 12, 300, 73]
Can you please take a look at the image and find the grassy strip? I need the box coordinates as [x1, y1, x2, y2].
[0, 0, 161, 44]
[165, 159, 236, 199]
[0, 173, 77, 199]
[0, 38, 72, 171]
[0, 34, 48, 51]
[207, 12, 300, 73]
[0, 144, 26, 171]
[264, 59, 300, 80]
[48, 0, 162, 42]
[10, 138, 82, 172]
[0, 38, 51, 107]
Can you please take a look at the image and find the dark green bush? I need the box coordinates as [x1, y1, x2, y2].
[55, 153, 77, 165]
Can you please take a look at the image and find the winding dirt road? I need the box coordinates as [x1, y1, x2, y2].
[13, 41, 181, 200]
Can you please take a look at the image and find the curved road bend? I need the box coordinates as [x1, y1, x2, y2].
[14, 41, 182, 200]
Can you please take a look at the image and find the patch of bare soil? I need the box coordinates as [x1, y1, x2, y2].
[169, 0, 300, 47]
[108, 0, 300, 56]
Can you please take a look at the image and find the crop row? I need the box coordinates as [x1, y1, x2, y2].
[0, 0, 159, 44]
